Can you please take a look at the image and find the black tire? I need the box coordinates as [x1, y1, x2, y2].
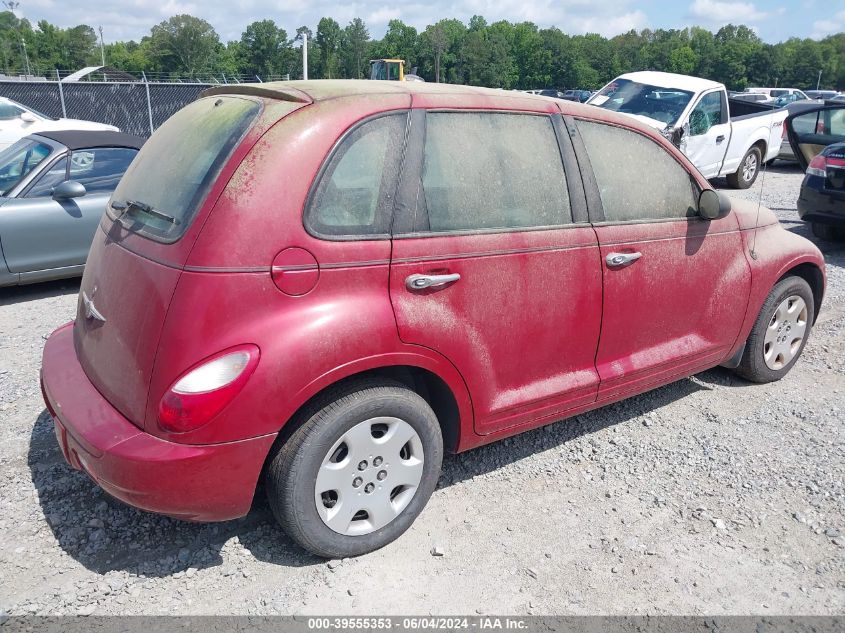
[735, 276, 814, 383]
[266, 378, 443, 558]
[727, 146, 762, 189]
[811, 222, 845, 241]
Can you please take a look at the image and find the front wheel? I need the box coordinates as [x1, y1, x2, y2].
[811, 222, 845, 241]
[735, 276, 814, 383]
[727, 146, 762, 189]
[266, 379, 443, 558]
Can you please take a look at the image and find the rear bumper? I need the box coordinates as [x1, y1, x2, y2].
[40, 322, 276, 521]
[798, 179, 845, 225]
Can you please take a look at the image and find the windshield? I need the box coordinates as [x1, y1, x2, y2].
[109, 96, 260, 242]
[590, 79, 694, 126]
[0, 138, 53, 195]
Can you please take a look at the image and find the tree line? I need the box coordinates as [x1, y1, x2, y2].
[0, 11, 843, 90]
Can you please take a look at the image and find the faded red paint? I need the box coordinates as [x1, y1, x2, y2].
[41, 81, 826, 522]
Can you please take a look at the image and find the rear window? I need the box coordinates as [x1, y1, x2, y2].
[109, 96, 260, 242]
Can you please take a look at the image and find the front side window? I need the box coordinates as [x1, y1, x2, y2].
[689, 92, 723, 136]
[68, 147, 137, 193]
[577, 120, 698, 222]
[419, 112, 571, 232]
[307, 113, 406, 237]
[0, 138, 52, 195]
[25, 157, 68, 198]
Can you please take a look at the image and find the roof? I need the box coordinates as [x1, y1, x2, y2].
[615, 71, 723, 94]
[32, 130, 145, 150]
[201, 79, 563, 104]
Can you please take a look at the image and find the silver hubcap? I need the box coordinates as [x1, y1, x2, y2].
[742, 153, 758, 182]
[764, 295, 808, 370]
[315, 417, 424, 536]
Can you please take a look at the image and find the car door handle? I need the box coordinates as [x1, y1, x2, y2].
[716, 135, 725, 144]
[406, 273, 461, 291]
[606, 252, 642, 267]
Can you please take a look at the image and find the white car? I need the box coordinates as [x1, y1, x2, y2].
[0, 97, 118, 152]
[588, 72, 788, 189]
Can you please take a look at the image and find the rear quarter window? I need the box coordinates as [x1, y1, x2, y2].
[109, 96, 260, 242]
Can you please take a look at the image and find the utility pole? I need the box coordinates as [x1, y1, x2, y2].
[817, 69, 822, 91]
[301, 31, 308, 80]
[21, 37, 29, 76]
[98, 26, 105, 67]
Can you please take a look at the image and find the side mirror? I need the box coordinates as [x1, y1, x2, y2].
[698, 189, 731, 220]
[19, 111, 37, 123]
[52, 180, 86, 200]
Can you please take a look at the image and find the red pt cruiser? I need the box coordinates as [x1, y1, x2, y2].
[41, 81, 825, 558]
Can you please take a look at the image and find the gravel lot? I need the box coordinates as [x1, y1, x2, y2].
[1, 163, 843, 616]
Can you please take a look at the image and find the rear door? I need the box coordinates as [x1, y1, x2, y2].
[682, 90, 731, 178]
[389, 108, 603, 436]
[787, 104, 845, 169]
[571, 117, 751, 401]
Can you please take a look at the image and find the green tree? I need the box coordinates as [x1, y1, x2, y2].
[238, 19, 288, 80]
[370, 19, 418, 71]
[315, 17, 342, 78]
[341, 18, 369, 79]
[146, 14, 220, 77]
[668, 45, 698, 75]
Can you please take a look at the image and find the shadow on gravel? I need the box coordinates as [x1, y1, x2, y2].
[27, 410, 322, 577]
[28, 368, 745, 577]
[0, 278, 81, 307]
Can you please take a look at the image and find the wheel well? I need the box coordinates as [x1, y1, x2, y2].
[781, 263, 824, 324]
[273, 366, 462, 454]
[753, 139, 767, 159]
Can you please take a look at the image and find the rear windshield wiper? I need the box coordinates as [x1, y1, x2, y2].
[111, 199, 180, 225]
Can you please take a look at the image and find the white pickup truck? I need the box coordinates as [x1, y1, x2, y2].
[587, 71, 788, 189]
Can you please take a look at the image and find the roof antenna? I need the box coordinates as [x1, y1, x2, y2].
[750, 124, 773, 260]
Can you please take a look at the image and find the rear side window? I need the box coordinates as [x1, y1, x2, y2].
[110, 96, 259, 242]
[306, 113, 407, 238]
[420, 112, 571, 232]
[577, 120, 698, 222]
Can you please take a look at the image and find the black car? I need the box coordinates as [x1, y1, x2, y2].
[788, 104, 845, 240]
[562, 89, 593, 103]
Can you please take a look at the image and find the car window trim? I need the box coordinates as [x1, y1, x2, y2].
[303, 109, 411, 242]
[5, 137, 66, 198]
[568, 116, 704, 226]
[393, 109, 582, 238]
[20, 152, 69, 199]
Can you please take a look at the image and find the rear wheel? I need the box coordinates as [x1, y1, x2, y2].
[735, 276, 814, 383]
[266, 379, 443, 558]
[727, 146, 762, 189]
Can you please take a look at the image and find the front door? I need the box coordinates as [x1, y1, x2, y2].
[682, 90, 731, 178]
[573, 118, 751, 401]
[389, 109, 603, 435]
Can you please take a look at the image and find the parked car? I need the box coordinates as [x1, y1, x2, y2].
[746, 87, 809, 101]
[805, 90, 840, 100]
[587, 71, 788, 188]
[788, 104, 845, 239]
[41, 81, 825, 559]
[523, 88, 566, 99]
[0, 130, 143, 287]
[731, 92, 771, 104]
[0, 96, 119, 152]
[563, 89, 593, 103]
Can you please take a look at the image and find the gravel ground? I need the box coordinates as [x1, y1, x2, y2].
[1, 163, 843, 616]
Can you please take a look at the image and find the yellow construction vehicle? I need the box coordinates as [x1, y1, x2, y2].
[369, 59, 424, 82]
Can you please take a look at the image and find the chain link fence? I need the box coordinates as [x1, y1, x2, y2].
[0, 79, 226, 137]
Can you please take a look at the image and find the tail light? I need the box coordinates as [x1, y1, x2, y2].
[807, 155, 827, 178]
[158, 345, 260, 433]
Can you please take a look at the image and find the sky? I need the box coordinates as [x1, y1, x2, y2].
[14, 0, 845, 44]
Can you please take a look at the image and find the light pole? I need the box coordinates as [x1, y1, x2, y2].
[98, 26, 105, 67]
[21, 37, 29, 76]
[300, 31, 308, 80]
[817, 69, 822, 90]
